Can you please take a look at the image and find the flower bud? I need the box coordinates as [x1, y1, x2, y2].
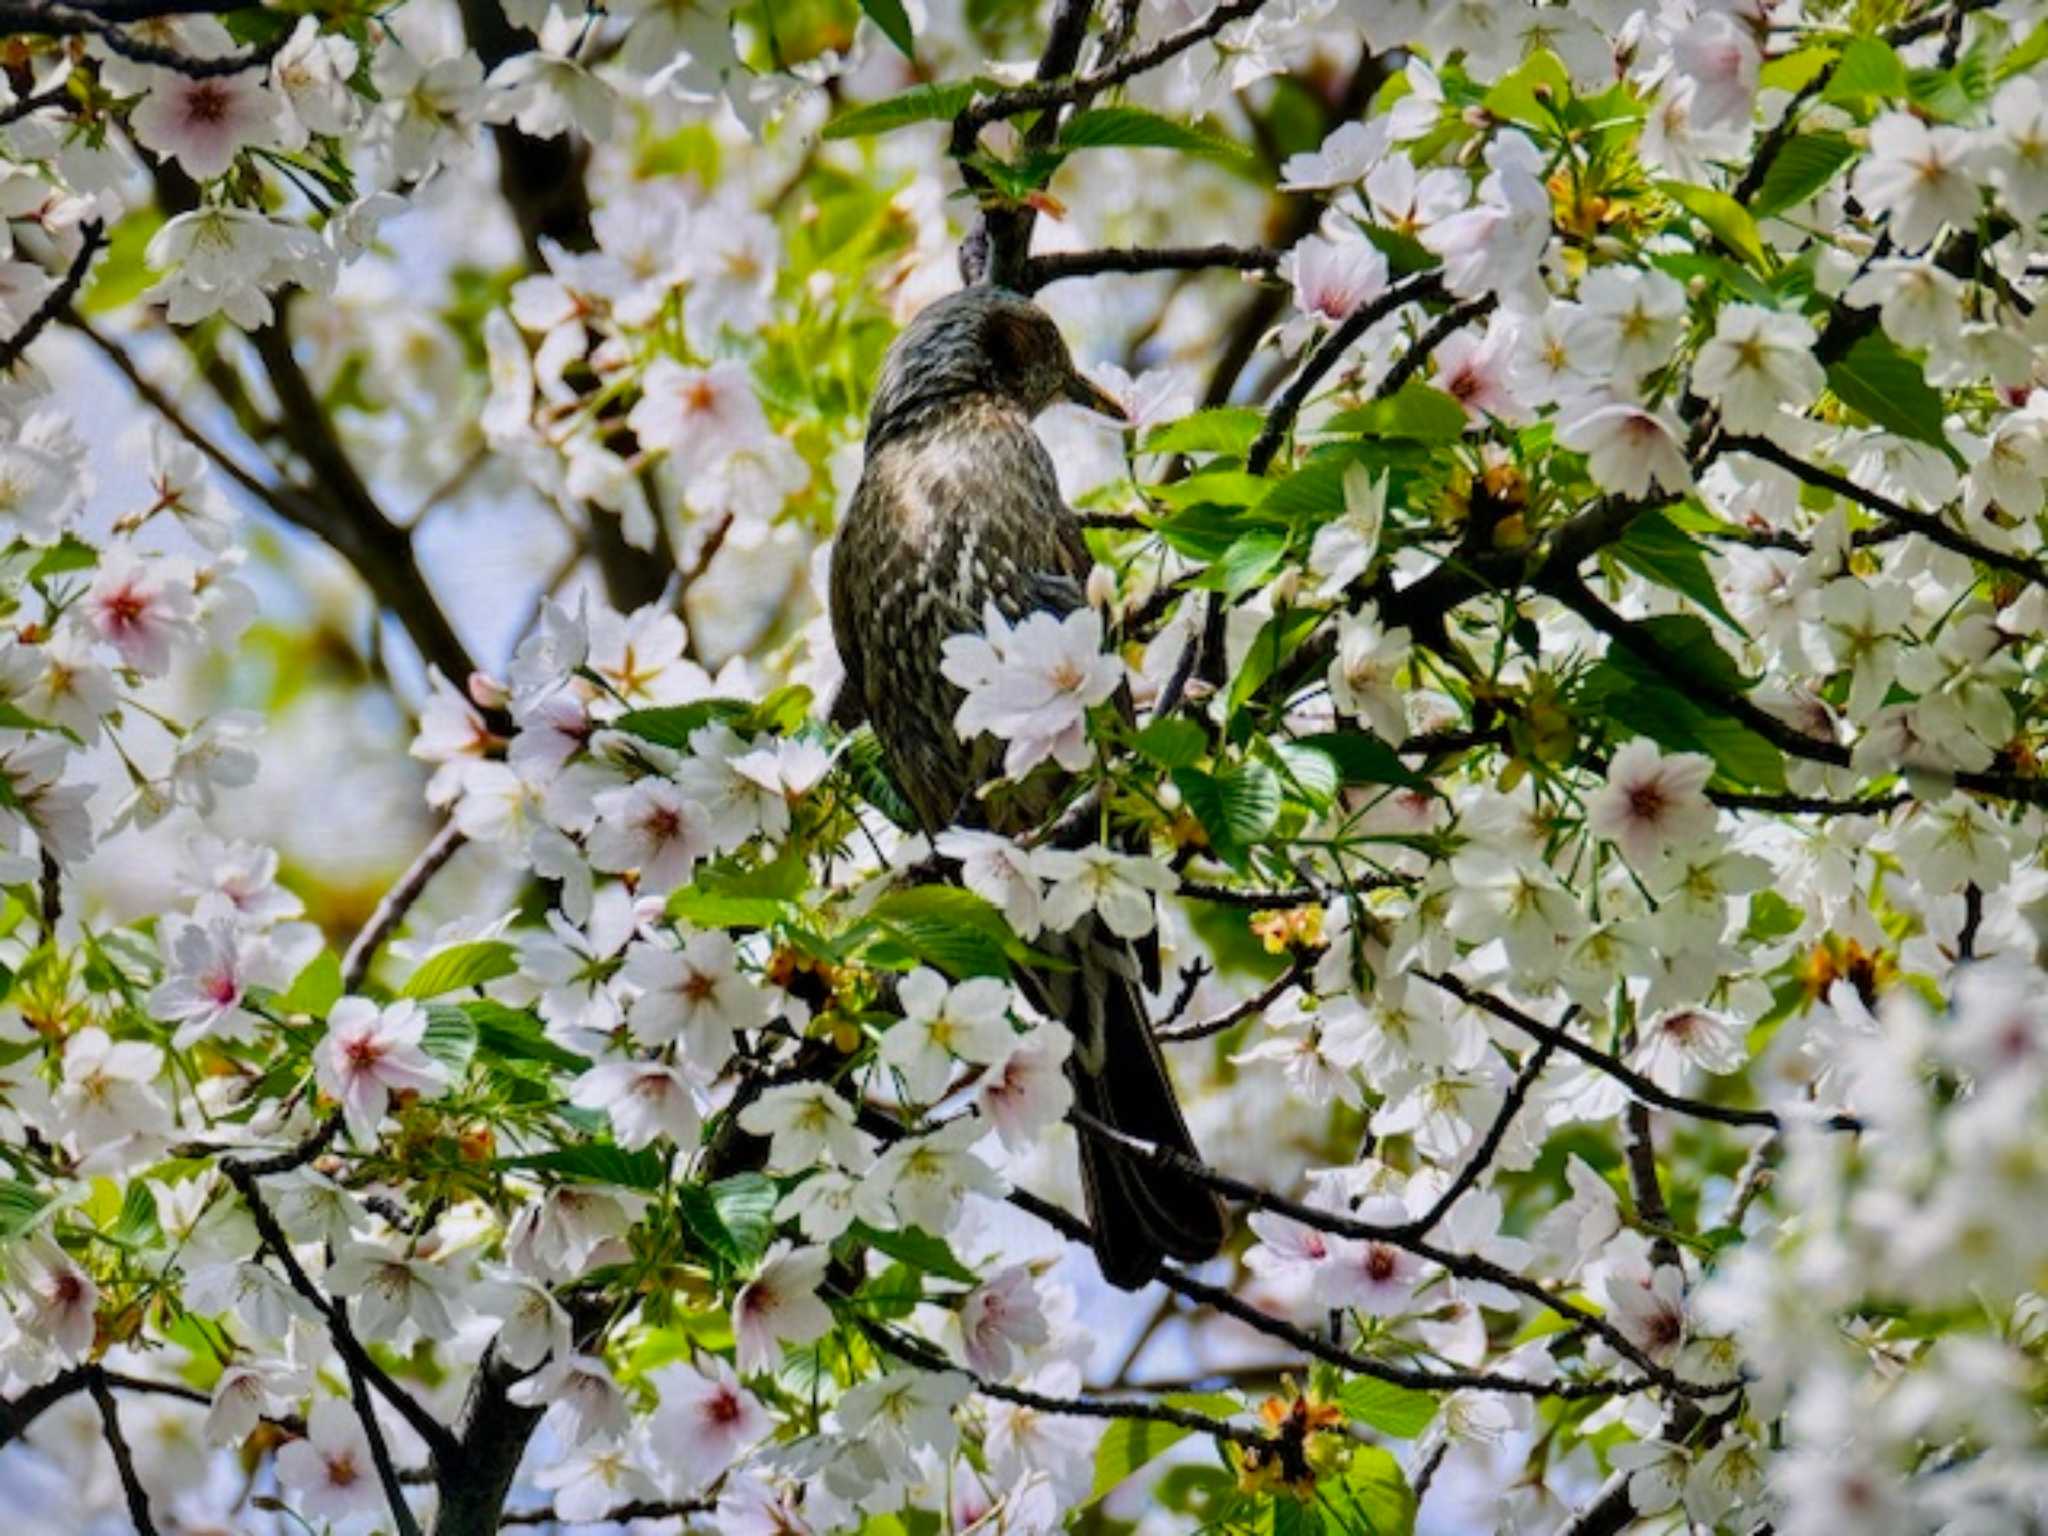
[468, 671, 509, 709]
[1086, 562, 1118, 610]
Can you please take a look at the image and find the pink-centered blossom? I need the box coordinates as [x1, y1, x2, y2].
[82, 546, 198, 676]
[276, 1398, 385, 1525]
[1585, 740, 1718, 869]
[129, 68, 282, 180]
[314, 996, 450, 1142]
[731, 1241, 833, 1376]
[648, 1355, 773, 1491]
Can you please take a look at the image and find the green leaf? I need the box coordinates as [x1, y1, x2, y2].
[1825, 331, 1957, 462]
[28, 535, 98, 580]
[1252, 454, 1358, 523]
[1142, 406, 1264, 457]
[868, 885, 1044, 979]
[822, 80, 984, 141]
[1088, 1392, 1240, 1502]
[1294, 730, 1427, 790]
[420, 1005, 479, 1075]
[699, 850, 811, 903]
[1336, 1377, 1438, 1438]
[1321, 1445, 1417, 1536]
[713, 1173, 779, 1262]
[1132, 717, 1208, 769]
[749, 684, 814, 736]
[1481, 49, 1570, 128]
[843, 727, 920, 833]
[858, 0, 914, 58]
[849, 1221, 980, 1284]
[400, 940, 518, 1000]
[1270, 741, 1340, 810]
[109, 1182, 161, 1248]
[613, 699, 752, 752]
[1610, 507, 1744, 631]
[464, 1000, 589, 1072]
[1155, 499, 1278, 561]
[1822, 36, 1907, 105]
[1151, 469, 1272, 513]
[1173, 762, 1280, 866]
[863, 1261, 924, 1318]
[507, 1143, 666, 1190]
[0, 1179, 48, 1239]
[0, 704, 62, 737]
[666, 889, 793, 930]
[279, 950, 344, 1016]
[1058, 106, 1252, 167]
[1323, 380, 1468, 442]
[1995, 21, 2048, 81]
[679, 1173, 778, 1266]
[1751, 132, 1856, 217]
[1227, 607, 1321, 719]
[1195, 531, 1288, 599]
[82, 209, 164, 316]
[1585, 616, 1787, 791]
[1657, 180, 1769, 271]
[1760, 44, 1836, 95]
[1746, 888, 1804, 942]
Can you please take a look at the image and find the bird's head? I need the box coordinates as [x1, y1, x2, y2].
[867, 286, 1126, 447]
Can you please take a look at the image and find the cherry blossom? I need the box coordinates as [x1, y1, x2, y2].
[1555, 399, 1695, 497]
[128, 69, 283, 181]
[1585, 740, 1718, 869]
[277, 1398, 386, 1525]
[314, 997, 450, 1142]
[1851, 112, 1980, 252]
[623, 930, 769, 1061]
[942, 604, 1125, 780]
[879, 967, 1016, 1105]
[732, 1242, 834, 1376]
[648, 1355, 773, 1491]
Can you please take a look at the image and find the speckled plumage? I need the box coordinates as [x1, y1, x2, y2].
[831, 287, 1226, 1289]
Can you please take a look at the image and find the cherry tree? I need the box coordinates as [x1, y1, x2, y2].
[2, 0, 2047, 1533]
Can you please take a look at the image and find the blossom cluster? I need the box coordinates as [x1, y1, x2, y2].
[9, 0, 2048, 1533]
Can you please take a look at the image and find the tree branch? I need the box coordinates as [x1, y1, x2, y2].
[86, 1367, 160, 1536]
[220, 1156, 460, 1469]
[1066, 1110, 1725, 1396]
[1004, 1185, 1646, 1400]
[342, 819, 468, 991]
[1019, 242, 1281, 290]
[954, 0, 1273, 137]
[1726, 433, 2048, 593]
[1419, 971, 1863, 1134]
[0, 221, 101, 375]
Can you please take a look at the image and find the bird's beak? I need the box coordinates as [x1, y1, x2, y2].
[1064, 372, 1129, 423]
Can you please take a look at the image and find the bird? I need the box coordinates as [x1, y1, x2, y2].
[831, 285, 1228, 1290]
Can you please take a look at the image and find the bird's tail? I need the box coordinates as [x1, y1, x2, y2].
[1037, 917, 1227, 1290]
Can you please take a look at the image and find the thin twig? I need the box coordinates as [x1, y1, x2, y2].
[1020, 243, 1281, 290]
[0, 221, 101, 375]
[954, 0, 1274, 136]
[1156, 954, 1310, 1043]
[1004, 1185, 1650, 1400]
[1420, 971, 1864, 1134]
[1066, 1110, 1727, 1396]
[221, 1156, 460, 1468]
[342, 820, 468, 991]
[1726, 433, 2048, 593]
[498, 1500, 713, 1527]
[86, 1368, 160, 1536]
[1246, 270, 1446, 476]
